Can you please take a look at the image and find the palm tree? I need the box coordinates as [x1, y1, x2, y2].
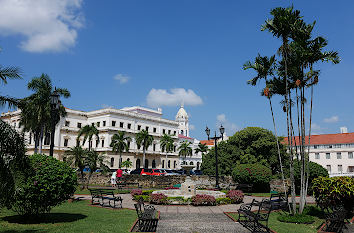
[178, 141, 192, 165]
[121, 160, 133, 170]
[21, 74, 70, 154]
[195, 142, 208, 157]
[77, 124, 99, 151]
[85, 150, 109, 187]
[0, 57, 22, 108]
[65, 146, 87, 178]
[160, 134, 174, 168]
[110, 131, 131, 168]
[136, 129, 154, 168]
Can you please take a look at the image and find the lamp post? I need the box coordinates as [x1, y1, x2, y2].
[49, 88, 60, 157]
[205, 125, 224, 190]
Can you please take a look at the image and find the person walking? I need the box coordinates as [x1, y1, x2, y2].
[116, 168, 123, 184]
[111, 170, 117, 187]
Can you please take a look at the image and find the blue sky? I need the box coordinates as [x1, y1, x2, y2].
[1, 0, 353, 140]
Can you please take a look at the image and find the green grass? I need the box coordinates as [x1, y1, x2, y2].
[0, 200, 137, 233]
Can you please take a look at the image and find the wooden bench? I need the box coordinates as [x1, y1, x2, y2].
[238, 198, 272, 233]
[134, 198, 158, 232]
[88, 189, 123, 208]
[319, 204, 348, 233]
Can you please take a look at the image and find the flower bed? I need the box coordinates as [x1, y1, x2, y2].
[191, 194, 216, 206]
[226, 190, 244, 204]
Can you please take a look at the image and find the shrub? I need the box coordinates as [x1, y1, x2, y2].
[149, 193, 168, 204]
[312, 176, 354, 214]
[216, 197, 232, 205]
[131, 189, 143, 197]
[133, 195, 150, 202]
[191, 194, 216, 206]
[232, 163, 272, 192]
[142, 190, 154, 195]
[277, 213, 315, 224]
[12, 154, 77, 216]
[167, 196, 188, 204]
[226, 190, 244, 204]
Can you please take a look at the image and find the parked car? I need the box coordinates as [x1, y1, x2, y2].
[175, 169, 186, 175]
[160, 169, 180, 176]
[151, 169, 165, 176]
[191, 170, 203, 175]
[130, 168, 164, 176]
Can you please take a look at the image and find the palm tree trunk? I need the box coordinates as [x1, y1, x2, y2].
[143, 148, 146, 168]
[119, 152, 122, 168]
[39, 124, 44, 154]
[165, 152, 168, 169]
[305, 76, 314, 199]
[34, 131, 39, 154]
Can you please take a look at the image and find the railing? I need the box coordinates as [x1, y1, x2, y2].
[329, 172, 354, 177]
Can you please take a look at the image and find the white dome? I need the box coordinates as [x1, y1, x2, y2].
[176, 105, 188, 120]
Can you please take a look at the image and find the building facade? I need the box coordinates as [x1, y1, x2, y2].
[1, 105, 202, 170]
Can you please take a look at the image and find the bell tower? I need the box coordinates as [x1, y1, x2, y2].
[175, 103, 189, 137]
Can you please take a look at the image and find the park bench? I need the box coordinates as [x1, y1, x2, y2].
[270, 193, 289, 211]
[134, 198, 159, 232]
[316, 201, 348, 233]
[236, 184, 253, 193]
[238, 198, 272, 233]
[88, 189, 123, 208]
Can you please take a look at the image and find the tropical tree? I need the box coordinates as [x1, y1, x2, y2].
[85, 150, 109, 187]
[20, 74, 70, 154]
[121, 160, 133, 170]
[136, 129, 154, 168]
[160, 134, 174, 168]
[178, 141, 192, 164]
[110, 131, 131, 168]
[195, 142, 208, 157]
[65, 146, 87, 178]
[77, 124, 99, 151]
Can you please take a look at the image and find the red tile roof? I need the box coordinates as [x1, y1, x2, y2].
[283, 132, 354, 145]
[200, 139, 214, 146]
[178, 134, 193, 140]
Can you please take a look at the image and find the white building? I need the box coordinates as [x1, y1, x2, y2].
[1, 105, 202, 170]
[285, 129, 354, 177]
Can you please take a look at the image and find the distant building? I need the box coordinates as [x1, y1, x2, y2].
[284, 130, 354, 177]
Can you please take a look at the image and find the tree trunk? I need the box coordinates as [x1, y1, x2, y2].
[119, 152, 122, 168]
[143, 148, 146, 168]
[165, 152, 168, 169]
[34, 131, 39, 154]
[39, 124, 44, 154]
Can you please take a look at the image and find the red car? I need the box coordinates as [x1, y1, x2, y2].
[151, 169, 165, 176]
[130, 168, 164, 176]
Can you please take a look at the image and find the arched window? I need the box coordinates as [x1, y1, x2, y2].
[168, 160, 171, 168]
[181, 130, 184, 135]
[110, 157, 114, 167]
[127, 158, 130, 161]
[197, 162, 200, 170]
[145, 159, 149, 168]
[152, 160, 156, 168]
[174, 161, 177, 168]
[162, 160, 165, 168]
[136, 159, 140, 169]
[190, 161, 194, 165]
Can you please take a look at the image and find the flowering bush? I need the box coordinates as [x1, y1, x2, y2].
[191, 194, 216, 206]
[232, 163, 271, 192]
[149, 193, 168, 204]
[227, 190, 244, 204]
[131, 189, 143, 197]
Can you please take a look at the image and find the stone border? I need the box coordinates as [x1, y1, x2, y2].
[224, 212, 277, 233]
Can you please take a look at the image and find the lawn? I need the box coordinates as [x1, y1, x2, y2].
[227, 211, 324, 233]
[0, 200, 137, 233]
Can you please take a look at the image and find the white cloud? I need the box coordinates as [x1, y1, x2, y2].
[146, 88, 203, 107]
[102, 104, 113, 109]
[114, 74, 130, 84]
[0, 0, 84, 52]
[216, 114, 238, 136]
[189, 124, 195, 131]
[323, 116, 339, 123]
[311, 123, 326, 135]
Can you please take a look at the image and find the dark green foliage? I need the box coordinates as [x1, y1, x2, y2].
[201, 127, 287, 176]
[277, 213, 315, 224]
[12, 154, 77, 216]
[312, 176, 354, 214]
[216, 197, 232, 205]
[133, 195, 150, 202]
[0, 120, 28, 209]
[232, 163, 272, 192]
[292, 160, 328, 194]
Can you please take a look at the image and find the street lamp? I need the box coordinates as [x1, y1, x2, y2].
[205, 125, 224, 190]
[49, 88, 60, 157]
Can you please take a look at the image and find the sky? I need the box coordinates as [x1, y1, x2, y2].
[1, 0, 353, 140]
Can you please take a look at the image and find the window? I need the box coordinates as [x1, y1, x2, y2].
[168, 160, 171, 168]
[174, 161, 176, 169]
[101, 140, 104, 147]
[120, 122, 124, 128]
[29, 133, 32, 144]
[128, 123, 131, 129]
[146, 126, 149, 131]
[91, 123, 94, 126]
[136, 159, 141, 169]
[173, 131, 176, 135]
[197, 162, 200, 170]
[152, 160, 156, 168]
[44, 133, 50, 145]
[162, 160, 165, 168]
[103, 121, 106, 126]
[112, 121, 116, 127]
[174, 145, 176, 152]
[153, 144, 156, 151]
[138, 125, 141, 130]
[96, 140, 99, 147]
[65, 121, 70, 127]
[168, 130, 171, 135]
[190, 161, 194, 165]
[97, 122, 100, 127]
[145, 159, 149, 168]
[337, 152, 342, 159]
[349, 152, 353, 159]
[329, 145, 332, 148]
[181, 130, 184, 135]
[326, 165, 331, 173]
[110, 158, 114, 167]
[64, 139, 68, 147]
[163, 129, 166, 134]
[326, 153, 330, 159]
[314, 145, 318, 149]
[338, 165, 343, 173]
[315, 153, 320, 159]
[127, 141, 131, 148]
[153, 127, 157, 133]
[77, 122, 82, 128]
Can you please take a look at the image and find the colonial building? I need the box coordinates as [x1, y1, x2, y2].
[1, 105, 202, 170]
[284, 129, 354, 177]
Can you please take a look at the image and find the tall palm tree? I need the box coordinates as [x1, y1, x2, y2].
[160, 134, 174, 168]
[77, 124, 99, 151]
[85, 150, 109, 187]
[194, 142, 208, 158]
[65, 146, 87, 178]
[0, 57, 22, 108]
[110, 131, 131, 168]
[178, 141, 192, 164]
[20, 74, 70, 154]
[136, 129, 154, 168]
